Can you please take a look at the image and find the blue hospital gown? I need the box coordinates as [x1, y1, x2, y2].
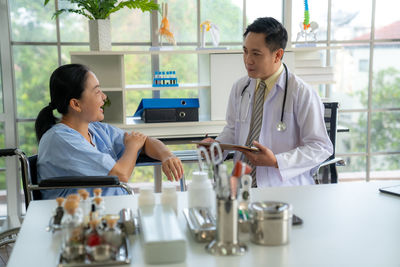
[37, 122, 130, 199]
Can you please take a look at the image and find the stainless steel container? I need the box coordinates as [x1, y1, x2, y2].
[206, 198, 247, 255]
[248, 201, 292, 246]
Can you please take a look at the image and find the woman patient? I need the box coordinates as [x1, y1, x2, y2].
[35, 64, 183, 199]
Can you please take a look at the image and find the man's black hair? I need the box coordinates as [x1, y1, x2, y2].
[243, 17, 288, 52]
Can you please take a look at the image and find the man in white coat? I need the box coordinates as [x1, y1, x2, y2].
[203, 17, 333, 187]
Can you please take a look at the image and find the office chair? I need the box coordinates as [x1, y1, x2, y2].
[0, 148, 133, 210]
[313, 102, 346, 184]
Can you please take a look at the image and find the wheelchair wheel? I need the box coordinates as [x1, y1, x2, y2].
[0, 227, 19, 265]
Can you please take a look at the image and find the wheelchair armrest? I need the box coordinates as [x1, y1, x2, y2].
[319, 158, 346, 169]
[38, 176, 120, 187]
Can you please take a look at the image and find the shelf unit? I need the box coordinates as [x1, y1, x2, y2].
[70, 47, 337, 138]
[70, 49, 239, 138]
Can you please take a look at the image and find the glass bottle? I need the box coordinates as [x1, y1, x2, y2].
[78, 190, 91, 226]
[67, 194, 83, 219]
[86, 219, 102, 247]
[103, 218, 123, 248]
[93, 188, 102, 198]
[93, 197, 105, 218]
[62, 199, 84, 246]
[53, 197, 65, 226]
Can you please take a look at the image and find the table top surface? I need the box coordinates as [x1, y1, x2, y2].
[7, 181, 400, 267]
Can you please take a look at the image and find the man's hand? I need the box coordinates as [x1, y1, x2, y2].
[201, 137, 216, 143]
[161, 156, 184, 181]
[238, 141, 278, 168]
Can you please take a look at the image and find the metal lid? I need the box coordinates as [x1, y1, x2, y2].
[249, 201, 292, 220]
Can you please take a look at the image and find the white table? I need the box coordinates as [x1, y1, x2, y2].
[7, 181, 400, 267]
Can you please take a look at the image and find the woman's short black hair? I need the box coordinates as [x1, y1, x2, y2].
[243, 17, 288, 52]
[35, 64, 90, 142]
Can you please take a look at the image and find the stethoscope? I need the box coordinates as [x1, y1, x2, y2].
[240, 63, 288, 132]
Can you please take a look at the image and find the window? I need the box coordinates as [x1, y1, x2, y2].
[3, 0, 399, 223]
[359, 59, 369, 72]
[313, 0, 400, 182]
[0, 50, 3, 113]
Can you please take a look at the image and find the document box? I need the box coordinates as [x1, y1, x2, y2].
[133, 98, 199, 123]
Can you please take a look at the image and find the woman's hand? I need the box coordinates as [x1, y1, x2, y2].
[124, 131, 147, 151]
[238, 141, 278, 168]
[161, 155, 184, 181]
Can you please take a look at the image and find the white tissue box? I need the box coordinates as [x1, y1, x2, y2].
[138, 204, 186, 264]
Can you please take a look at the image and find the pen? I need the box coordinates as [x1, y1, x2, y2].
[205, 133, 208, 139]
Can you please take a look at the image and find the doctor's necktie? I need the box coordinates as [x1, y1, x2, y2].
[244, 80, 266, 187]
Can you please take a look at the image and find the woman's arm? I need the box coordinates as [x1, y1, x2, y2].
[109, 132, 147, 182]
[143, 137, 184, 181]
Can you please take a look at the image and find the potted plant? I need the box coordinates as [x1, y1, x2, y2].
[44, 0, 159, 51]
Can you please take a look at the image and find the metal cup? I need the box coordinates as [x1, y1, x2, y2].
[206, 198, 247, 255]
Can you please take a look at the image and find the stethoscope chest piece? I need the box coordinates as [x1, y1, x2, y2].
[276, 121, 287, 132]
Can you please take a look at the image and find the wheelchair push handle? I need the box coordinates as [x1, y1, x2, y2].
[0, 148, 20, 157]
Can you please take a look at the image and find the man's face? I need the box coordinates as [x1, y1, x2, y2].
[243, 32, 280, 80]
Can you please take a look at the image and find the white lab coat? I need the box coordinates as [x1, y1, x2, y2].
[216, 66, 333, 187]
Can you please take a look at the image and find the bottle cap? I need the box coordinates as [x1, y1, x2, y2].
[140, 186, 154, 195]
[93, 188, 102, 196]
[66, 194, 80, 202]
[64, 199, 79, 215]
[93, 197, 103, 205]
[192, 171, 208, 182]
[80, 191, 89, 200]
[56, 197, 64, 207]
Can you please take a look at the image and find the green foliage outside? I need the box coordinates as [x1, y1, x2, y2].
[0, 58, 3, 112]
[340, 67, 400, 172]
[0, 123, 5, 190]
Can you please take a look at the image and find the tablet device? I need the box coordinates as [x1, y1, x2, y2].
[379, 185, 400, 197]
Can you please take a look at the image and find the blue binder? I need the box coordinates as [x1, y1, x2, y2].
[133, 98, 199, 123]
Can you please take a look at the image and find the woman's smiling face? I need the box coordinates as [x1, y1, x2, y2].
[77, 71, 107, 123]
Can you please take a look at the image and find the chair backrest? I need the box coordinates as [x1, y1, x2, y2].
[322, 102, 339, 183]
[27, 155, 42, 201]
[323, 102, 338, 160]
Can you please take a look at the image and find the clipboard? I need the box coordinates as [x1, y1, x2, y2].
[379, 185, 400, 197]
[192, 141, 260, 152]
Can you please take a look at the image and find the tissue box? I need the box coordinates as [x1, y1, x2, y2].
[133, 98, 199, 123]
[138, 205, 186, 264]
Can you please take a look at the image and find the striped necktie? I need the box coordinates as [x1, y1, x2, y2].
[243, 81, 266, 187]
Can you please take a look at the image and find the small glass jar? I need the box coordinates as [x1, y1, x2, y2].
[93, 197, 105, 218]
[78, 190, 91, 225]
[53, 197, 65, 226]
[103, 218, 123, 248]
[93, 188, 102, 198]
[86, 219, 102, 247]
[62, 199, 84, 246]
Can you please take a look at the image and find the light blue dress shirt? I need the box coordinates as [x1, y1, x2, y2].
[37, 122, 129, 199]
